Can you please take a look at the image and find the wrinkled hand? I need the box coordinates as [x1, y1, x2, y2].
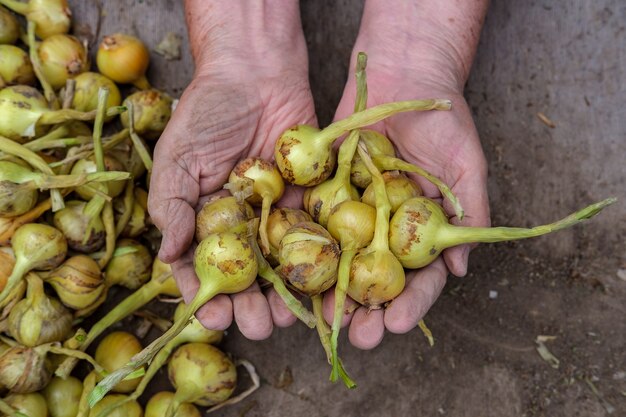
[148, 70, 316, 339]
[323, 55, 491, 349]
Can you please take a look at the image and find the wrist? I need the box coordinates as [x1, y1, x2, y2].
[184, 0, 308, 81]
[354, 0, 489, 94]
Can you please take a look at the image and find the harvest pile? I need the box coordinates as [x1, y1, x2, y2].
[0, 1, 616, 416]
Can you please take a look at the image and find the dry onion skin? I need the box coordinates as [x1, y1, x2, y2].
[0, 0, 71, 39]
[42, 254, 106, 310]
[0, 345, 52, 393]
[120, 89, 173, 139]
[265, 207, 312, 264]
[0, 44, 36, 85]
[37, 33, 89, 89]
[96, 33, 150, 89]
[195, 195, 254, 242]
[389, 196, 617, 269]
[53, 200, 106, 253]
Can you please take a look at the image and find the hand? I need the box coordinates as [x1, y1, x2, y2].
[148, 0, 314, 340]
[323, 0, 490, 349]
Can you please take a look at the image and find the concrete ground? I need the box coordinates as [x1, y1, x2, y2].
[70, 1, 625, 416]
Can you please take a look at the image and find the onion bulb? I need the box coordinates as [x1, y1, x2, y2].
[3, 393, 48, 417]
[389, 196, 617, 269]
[120, 89, 173, 139]
[95, 331, 144, 393]
[53, 200, 106, 253]
[0, 6, 20, 45]
[167, 343, 236, 413]
[0, 222, 67, 304]
[0, 345, 52, 393]
[115, 187, 150, 238]
[41, 254, 105, 310]
[195, 195, 254, 242]
[38, 33, 89, 89]
[277, 221, 340, 296]
[8, 272, 73, 346]
[42, 376, 82, 417]
[71, 154, 128, 200]
[350, 130, 396, 188]
[274, 99, 451, 186]
[0, 85, 124, 141]
[226, 157, 284, 255]
[0, 0, 71, 39]
[104, 238, 153, 289]
[88, 230, 257, 405]
[68, 71, 122, 114]
[0, 44, 35, 85]
[146, 392, 201, 417]
[0, 246, 26, 314]
[97, 33, 150, 89]
[265, 207, 312, 264]
[361, 171, 422, 213]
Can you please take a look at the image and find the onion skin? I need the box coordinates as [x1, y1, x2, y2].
[11, 222, 68, 271]
[53, 200, 106, 253]
[326, 200, 375, 250]
[0, 161, 39, 217]
[0, 6, 20, 44]
[347, 249, 405, 308]
[0, 44, 36, 85]
[105, 238, 153, 289]
[42, 376, 82, 417]
[0, 345, 52, 393]
[361, 171, 422, 214]
[2, 0, 72, 39]
[277, 221, 340, 296]
[38, 33, 89, 89]
[4, 392, 49, 417]
[97, 33, 150, 88]
[69, 71, 122, 113]
[95, 331, 144, 393]
[43, 254, 106, 310]
[302, 178, 360, 228]
[120, 89, 173, 139]
[195, 196, 254, 242]
[167, 343, 237, 407]
[0, 85, 50, 141]
[71, 154, 127, 199]
[265, 207, 312, 264]
[350, 130, 396, 189]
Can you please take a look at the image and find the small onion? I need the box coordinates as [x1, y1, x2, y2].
[265, 207, 312, 264]
[361, 171, 422, 213]
[0, 5, 20, 44]
[146, 391, 201, 417]
[0, 345, 52, 393]
[42, 254, 106, 310]
[4, 392, 48, 417]
[0, 160, 39, 217]
[350, 130, 396, 188]
[0, 44, 36, 85]
[53, 200, 106, 253]
[95, 331, 144, 393]
[114, 187, 150, 238]
[42, 376, 82, 417]
[88, 394, 143, 417]
[68, 71, 122, 113]
[38, 33, 89, 89]
[0, 85, 50, 141]
[104, 238, 153, 289]
[71, 153, 127, 200]
[167, 343, 237, 410]
[1, 0, 71, 39]
[195, 196, 254, 242]
[8, 273, 73, 346]
[97, 33, 150, 89]
[120, 89, 173, 139]
[277, 221, 340, 296]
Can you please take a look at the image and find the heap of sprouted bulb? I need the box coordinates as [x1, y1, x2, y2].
[0, 2, 616, 415]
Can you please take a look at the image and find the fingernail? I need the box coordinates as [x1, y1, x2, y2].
[459, 246, 470, 276]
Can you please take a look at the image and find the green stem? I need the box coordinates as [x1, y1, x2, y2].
[22, 125, 71, 151]
[258, 195, 272, 255]
[330, 248, 357, 382]
[0, 0, 28, 15]
[0, 135, 65, 210]
[88, 289, 215, 407]
[252, 235, 316, 328]
[312, 294, 356, 389]
[132, 74, 151, 90]
[127, 102, 153, 173]
[165, 384, 195, 417]
[115, 181, 135, 237]
[0, 399, 22, 417]
[93, 88, 108, 173]
[98, 202, 116, 268]
[437, 197, 617, 249]
[317, 99, 451, 146]
[37, 106, 126, 125]
[375, 154, 464, 220]
[358, 143, 391, 253]
[37, 171, 131, 189]
[27, 20, 58, 107]
[0, 259, 27, 304]
[25, 137, 90, 152]
[49, 129, 130, 169]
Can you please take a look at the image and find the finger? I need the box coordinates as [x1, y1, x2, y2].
[348, 307, 385, 350]
[149, 148, 199, 264]
[265, 287, 298, 328]
[231, 281, 273, 340]
[442, 163, 490, 277]
[171, 253, 233, 330]
[322, 289, 357, 328]
[384, 258, 447, 334]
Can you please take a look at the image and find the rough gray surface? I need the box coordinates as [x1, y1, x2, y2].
[68, 0, 625, 416]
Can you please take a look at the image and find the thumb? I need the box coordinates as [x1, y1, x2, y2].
[148, 148, 199, 264]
